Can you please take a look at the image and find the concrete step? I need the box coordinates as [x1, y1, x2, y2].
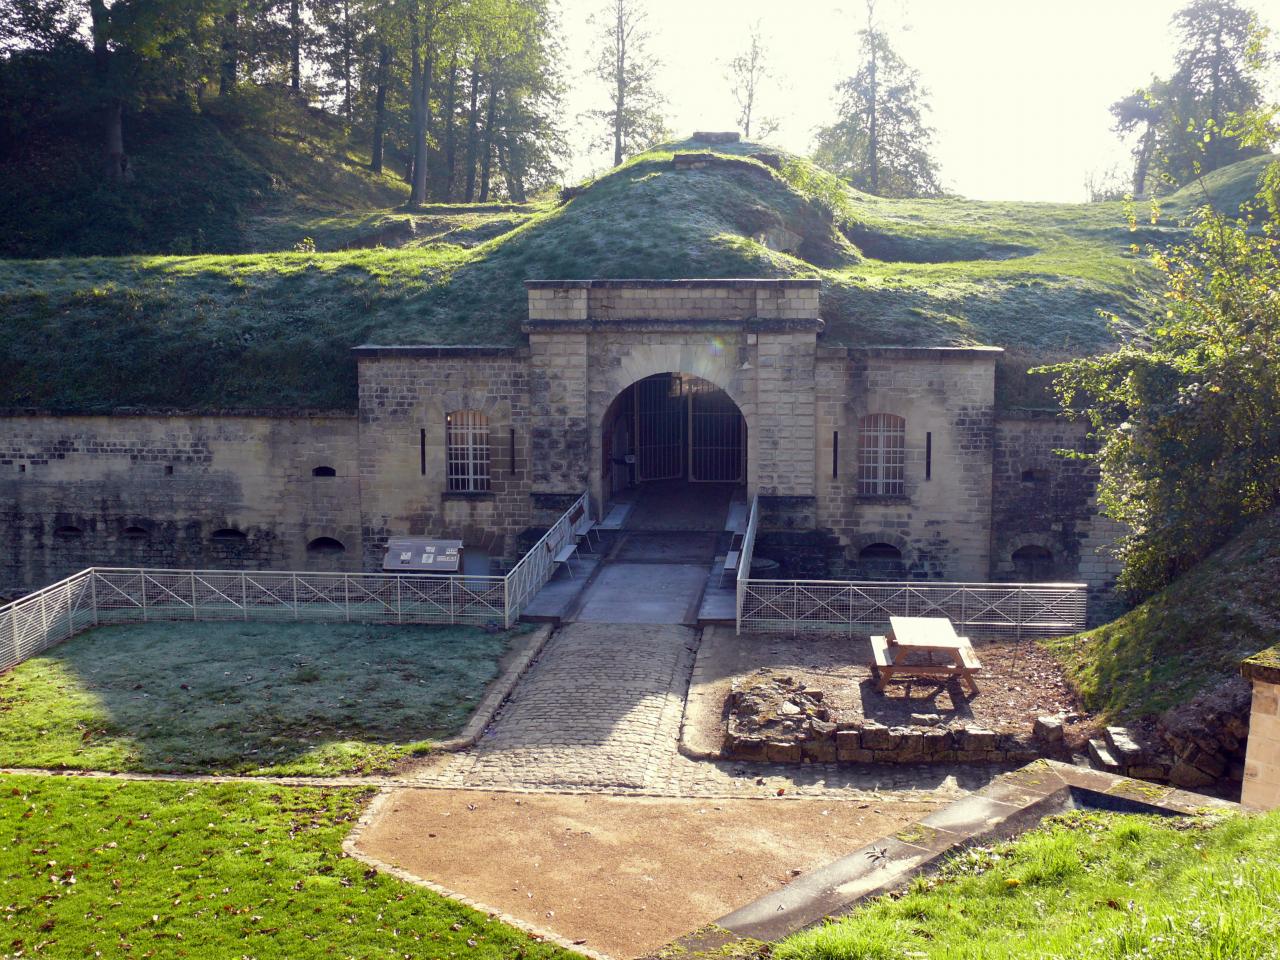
[1087, 738, 1122, 774]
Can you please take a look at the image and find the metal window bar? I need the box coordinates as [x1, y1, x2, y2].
[858, 413, 906, 497]
[446, 410, 491, 493]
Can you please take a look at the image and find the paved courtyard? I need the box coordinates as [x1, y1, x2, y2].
[409, 621, 991, 800]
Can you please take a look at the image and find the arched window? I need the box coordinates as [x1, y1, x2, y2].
[210, 528, 248, 542]
[858, 542, 905, 580]
[446, 410, 491, 493]
[54, 525, 84, 539]
[858, 414, 906, 497]
[312, 466, 336, 478]
[122, 525, 150, 540]
[306, 536, 346, 554]
[1012, 545, 1055, 581]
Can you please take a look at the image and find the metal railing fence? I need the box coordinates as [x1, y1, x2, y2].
[734, 496, 759, 624]
[504, 491, 589, 618]
[1, 493, 590, 672]
[736, 576, 1088, 640]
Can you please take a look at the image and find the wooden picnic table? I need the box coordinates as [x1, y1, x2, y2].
[871, 616, 983, 695]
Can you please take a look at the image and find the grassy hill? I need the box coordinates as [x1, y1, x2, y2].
[1045, 507, 1280, 722]
[1, 133, 1273, 412]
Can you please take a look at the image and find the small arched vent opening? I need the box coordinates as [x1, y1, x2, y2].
[211, 528, 248, 542]
[307, 536, 345, 554]
[122, 525, 151, 540]
[54, 525, 84, 539]
[857, 542, 905, 580]
[1012, 544, 1055, 581]
[312, 466, 336, 477]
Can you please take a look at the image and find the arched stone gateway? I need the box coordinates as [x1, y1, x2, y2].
[597, 372, 748, 520]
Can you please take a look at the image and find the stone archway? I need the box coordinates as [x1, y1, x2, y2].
[597, 372, 748, 529]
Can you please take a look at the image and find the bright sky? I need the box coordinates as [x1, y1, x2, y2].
[558, 0, 1280, 201]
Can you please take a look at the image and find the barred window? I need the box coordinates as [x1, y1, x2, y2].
[446, 411, 490, 492]
[858, 413, 906, 497]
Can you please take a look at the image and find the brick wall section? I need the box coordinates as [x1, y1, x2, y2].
[355, 347, 534, 572]
[0, 414, 361, 591]
[815, 347, 999, 581]
[754, 332, 817, 501]
[527, 333, 590, 496]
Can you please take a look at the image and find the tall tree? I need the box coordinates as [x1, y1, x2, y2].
[1110, 0, 1274, 194]
[726, 20, 778, 141]
[812, 0, 941, 198]
[586, 0, 666, 167]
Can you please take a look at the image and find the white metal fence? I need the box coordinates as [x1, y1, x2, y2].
[1, 493, 590, 673]
[733, 497, 1086, 639]
[737, 577, 1088, 639]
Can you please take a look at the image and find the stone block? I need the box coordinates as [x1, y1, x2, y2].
[1168, 759, 1216, 789]
[959, 728, 997, 752]
[860, 722, 895, 750]
[802, 737, 837, 763]
[729, 735, 769, 762]
[1033, 716, 1065, 743]
[921, 729, 953, 756]
[765, 741, 802, 763]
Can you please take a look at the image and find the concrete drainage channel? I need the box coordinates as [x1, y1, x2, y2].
[645, 759, 1240, 959]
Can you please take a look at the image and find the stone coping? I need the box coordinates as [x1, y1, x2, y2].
[1242, 644, 1280, 685]
[523, 278, 821, 290]
[520, 317, 824, 334]
[0, 407, 359, 419]
[660, 759, 1241, 951]
[352, 344, 523, 359]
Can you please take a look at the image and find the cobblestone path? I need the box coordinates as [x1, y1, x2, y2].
[409, 622, 990, 801]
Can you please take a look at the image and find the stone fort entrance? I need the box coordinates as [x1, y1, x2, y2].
[601, 371, 747, 534]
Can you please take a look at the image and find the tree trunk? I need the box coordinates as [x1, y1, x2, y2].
[409, 5, 435, 205]
[371, 44, 391, 173]
[867, 38, 879, 194]
[479, 78, 497, 201]
[442, 55, 459, 199]
[341, 0, 353, 120]
[502, 137, 525, 202]
[408, 4, 425, 204]
[613, 7, 625, 167]
[1133, 124, 1155, 197]
[220, 6, 240, 96]
[90, 0, 126, 181]
[289, 0, 302, 93]
[464, 54, 482, 202]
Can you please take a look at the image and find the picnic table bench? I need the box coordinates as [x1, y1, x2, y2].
[871, 616, 983, 696]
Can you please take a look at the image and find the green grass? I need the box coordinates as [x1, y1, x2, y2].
[0, 774, 580, 959]
[0, 621, 525, 775]
[2, 135, 1273, 412]
[1044, 508, 1280, 722]
[776, 808, 1280, 960]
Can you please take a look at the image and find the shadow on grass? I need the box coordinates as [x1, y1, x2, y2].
[0, 620, 525, 775]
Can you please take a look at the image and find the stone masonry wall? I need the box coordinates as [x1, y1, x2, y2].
[355, 347, 535, 572]
[992, 414, 1124, 598]
[0, 413, 361, 592]
[814, 347, 999, 581]
[526, 278, 820, 323]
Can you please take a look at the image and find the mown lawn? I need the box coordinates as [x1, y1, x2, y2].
[0, 774, 579, 959]
[0, 621, 526, 776]
[776, 807, 1280, 960]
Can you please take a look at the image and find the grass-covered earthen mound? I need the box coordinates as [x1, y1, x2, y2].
[1, 128, 1275, 412]
[1046, 506, 1280, 723]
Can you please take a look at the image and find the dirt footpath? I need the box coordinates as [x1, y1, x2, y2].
[354, 788, 934, 959]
